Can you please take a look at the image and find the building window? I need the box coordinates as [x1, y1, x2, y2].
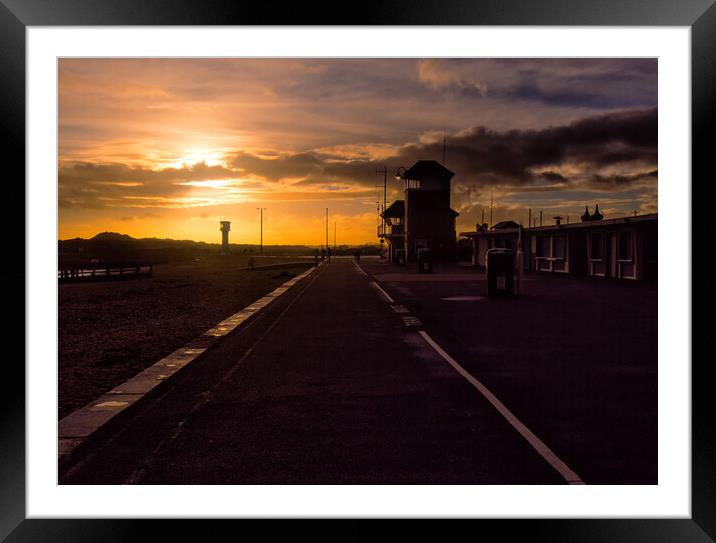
[392, 216, 403, 225]
[406, 179, 421, 189]
[553, 236, 566, 258]
[536, 236, 551, 271]
[535, 234, 568, 273]
[590, 233, 604, 261]
[617, 230, 636, 279]
[618, 231, 634, 262]
[589, 233, 606, 277]
[552, 235, 567, 271]
[537, 236, 550, 258]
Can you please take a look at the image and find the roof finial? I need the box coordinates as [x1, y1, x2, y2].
[581, 205, 591, 222]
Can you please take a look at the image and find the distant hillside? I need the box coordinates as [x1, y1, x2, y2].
[58, 232, 381, 264]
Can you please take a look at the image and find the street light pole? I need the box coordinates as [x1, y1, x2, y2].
[376, 167, 387, 257]
[256, 207, 266, 254]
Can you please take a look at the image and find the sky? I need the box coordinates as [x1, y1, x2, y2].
[58, 58, 658, 245]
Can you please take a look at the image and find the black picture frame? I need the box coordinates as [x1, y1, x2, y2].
[2, 1, 710, 540]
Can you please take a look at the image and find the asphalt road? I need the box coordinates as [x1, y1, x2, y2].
[360, 258, 658, 485]
[61, 257, 655, 484]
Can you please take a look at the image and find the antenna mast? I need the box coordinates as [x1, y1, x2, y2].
[442, 129, 447, 166]
[490, 191, 493, 228]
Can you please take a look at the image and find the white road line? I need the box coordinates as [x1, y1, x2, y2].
[418, 330, 585, 485]
[370, 281, 394, 303]
[402, 316, 422, 327]
[353, 261, 368, 276]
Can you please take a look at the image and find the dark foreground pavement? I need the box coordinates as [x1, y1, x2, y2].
[61, 259, 569, 484]
[360, 258, 658, 485]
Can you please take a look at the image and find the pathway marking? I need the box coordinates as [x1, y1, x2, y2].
[370, 281, 394, 303]
[353, 261, 368, 276]
[418, 330, 585, 485]
[401, 316, 422, 327]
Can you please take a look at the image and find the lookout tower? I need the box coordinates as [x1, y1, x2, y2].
[220, 221, 231, 253]
[396, 160, 459, 261]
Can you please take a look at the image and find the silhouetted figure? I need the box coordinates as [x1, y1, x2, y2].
[248, 256, 255, 271]
[314, 249, 319, 266]
[321, 248, 325, 261]
[354, 249, 361, 261]
[327, 247, 332, 263]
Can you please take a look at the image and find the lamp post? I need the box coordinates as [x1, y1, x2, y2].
[256, 207, 266, 254]
[376, 166, 387, 256]
[394, 167, 407, 258]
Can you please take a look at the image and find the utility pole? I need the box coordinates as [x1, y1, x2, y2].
[256, 207, 267, 254]
[490, 191, 493, 228]
[516, 224, 524, 294]
[376, 166, 387, 258]
[539, 210, 543, 227]
[334, 221, 336, 249]
[325, 208, 329, 250]
[376, 166, 387, 232]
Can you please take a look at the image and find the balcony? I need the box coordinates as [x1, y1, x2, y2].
[378, 223, 404, 237]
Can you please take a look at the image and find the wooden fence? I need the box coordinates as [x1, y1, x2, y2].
[58, 263, 153, 283]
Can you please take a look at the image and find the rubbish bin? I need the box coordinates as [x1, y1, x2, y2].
[395, 249, 406, 266]
[417, 248, 433, 273]
[486, 248, 514, 297]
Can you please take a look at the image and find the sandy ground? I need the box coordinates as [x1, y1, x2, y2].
[58, 255, 312, 419]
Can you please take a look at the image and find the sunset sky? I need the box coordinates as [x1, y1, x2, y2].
[58, 58, 657, 245]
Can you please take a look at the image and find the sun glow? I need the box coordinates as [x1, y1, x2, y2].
[180, 179, 236, 189]
[166, 149, 227, 169]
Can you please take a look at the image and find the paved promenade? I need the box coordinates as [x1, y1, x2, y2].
[61, 258, 656, 485]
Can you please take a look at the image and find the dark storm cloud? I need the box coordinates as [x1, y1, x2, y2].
[587, 169, 658, 187]
[231, 151, 323, 180]
[423, 107, 658, 186]
[59, 108, 657, 209]
[418, 58, 658, 110]
[232, 107, 657, 190]
[58, 161, 236, 208]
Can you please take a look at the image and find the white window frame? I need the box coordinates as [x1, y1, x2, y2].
[588, 232, 607, 277]
[535, 234, 569, 273]
[616, 230, 637, 279]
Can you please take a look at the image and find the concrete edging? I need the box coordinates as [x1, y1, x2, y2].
[58, 263, 320, 465]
